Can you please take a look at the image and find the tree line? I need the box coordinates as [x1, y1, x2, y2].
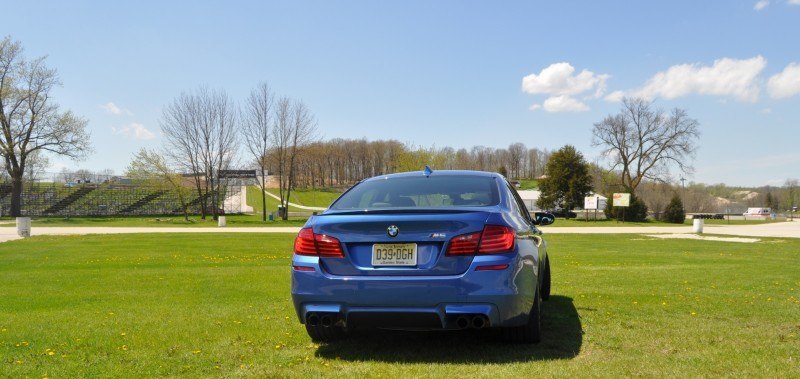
[286, 140, 551, 189]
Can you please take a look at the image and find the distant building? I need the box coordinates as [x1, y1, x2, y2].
[517, 190, 541, 211]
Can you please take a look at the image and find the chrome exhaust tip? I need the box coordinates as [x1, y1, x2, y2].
[471, 315, 487, 329]
[455, 315, 470, 329]
[307, 313, 320, 326]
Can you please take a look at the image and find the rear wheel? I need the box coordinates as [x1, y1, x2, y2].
[541, 257, 551, 301]
[305, 323, 348, 342]
[502, 289, 542, 344]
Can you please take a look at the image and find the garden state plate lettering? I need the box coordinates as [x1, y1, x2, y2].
[371, 243, 417, 266]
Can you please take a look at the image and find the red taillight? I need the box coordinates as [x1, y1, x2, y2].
[478, 225, 515, 254]
[294, 228, 318, 255]
[446, 225, 515, 256]
[294, 227, 344, 258]
[315, 233, 344, 257]
[446, 231, 481, 255]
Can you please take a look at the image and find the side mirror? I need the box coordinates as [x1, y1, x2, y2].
[534, 212, 555, 226]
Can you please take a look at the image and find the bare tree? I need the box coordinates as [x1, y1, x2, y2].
[242, 82, 274, 221]
[23, 150, 50, 185]
[592, 97, 700, 193]
[0, 37, 91, 216]
[271, 97, 292, 217]
[160, 87, 238, 220]
[284, 100, 317, 220]
[507, 142, 526, 179]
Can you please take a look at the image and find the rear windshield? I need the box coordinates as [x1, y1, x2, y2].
[330, 175, 500, 210]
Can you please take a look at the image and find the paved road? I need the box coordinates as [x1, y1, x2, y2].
[542, 220, 800, 238]
[1, 220, 797, 243]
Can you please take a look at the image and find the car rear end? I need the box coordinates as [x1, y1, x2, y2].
[290, 170, 541, 337]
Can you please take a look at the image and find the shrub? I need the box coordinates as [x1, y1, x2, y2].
[663, 194, 686, 224]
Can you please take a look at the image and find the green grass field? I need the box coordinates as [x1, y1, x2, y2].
[246, 187, 342, 216]
[1, 233, 798, 377]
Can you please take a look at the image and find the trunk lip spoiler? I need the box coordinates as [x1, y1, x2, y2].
[319, 206, 501, 216]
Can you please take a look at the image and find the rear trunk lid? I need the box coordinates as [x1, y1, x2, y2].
[311, 209, 493, 276]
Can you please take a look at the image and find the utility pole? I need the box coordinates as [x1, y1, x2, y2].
[680, 177, 686, 212]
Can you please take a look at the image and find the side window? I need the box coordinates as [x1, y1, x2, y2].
[506, 183, 533, 223]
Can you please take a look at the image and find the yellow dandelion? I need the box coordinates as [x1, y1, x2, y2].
[192, 350, 201, 354]
[47, 351, 55, 356]
[120, 332, 126, 336]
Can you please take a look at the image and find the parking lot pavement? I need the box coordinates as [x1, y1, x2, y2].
[1, 220, 797, 243]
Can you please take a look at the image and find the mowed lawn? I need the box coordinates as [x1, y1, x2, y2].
[1, 233, 798, 377]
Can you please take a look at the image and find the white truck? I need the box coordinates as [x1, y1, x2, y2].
[743, 208, 772, 217]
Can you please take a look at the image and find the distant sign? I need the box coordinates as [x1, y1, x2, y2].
[613, 193, 631, 207]
[584, 196, 607, 210]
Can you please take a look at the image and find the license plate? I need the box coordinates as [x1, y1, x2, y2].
[372, 243, 417, 266]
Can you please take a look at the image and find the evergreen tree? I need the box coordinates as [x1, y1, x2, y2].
[536, 145, 593, 213]
[663, 193, 686, 224]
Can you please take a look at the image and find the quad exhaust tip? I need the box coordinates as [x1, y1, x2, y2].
[307, 313, 320, 327]
[471, 315, 487, 329]
[307, 312, 338, 327]
[454, 314, 489, 329]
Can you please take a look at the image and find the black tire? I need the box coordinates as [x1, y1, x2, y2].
[541, 257, 551, 301]
[305, 323, 348, 342]
[502, 289, 542, 344]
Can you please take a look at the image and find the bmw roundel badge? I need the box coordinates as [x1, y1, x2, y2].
[387, 225, 399, 237]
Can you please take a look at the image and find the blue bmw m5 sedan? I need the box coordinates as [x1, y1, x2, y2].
[291, 169, 554, 343]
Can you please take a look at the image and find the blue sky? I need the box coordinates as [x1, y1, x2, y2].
[5, 0, 799, 187]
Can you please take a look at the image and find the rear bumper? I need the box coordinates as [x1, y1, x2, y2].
[291, 254, 537, 328]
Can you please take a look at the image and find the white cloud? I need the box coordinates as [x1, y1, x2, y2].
[632, 56, 766, 102]
[102, 102, 133, 116]
[539, 95, 590, 112]
[522, 62, 609, 97]
[112, 123, 155, 140]
[767, 63, 800, 99]
[604, 90, 625, 102]
[529, 104, 542, 111]
[789, 0, 800, 5]
[754, 0, 770, 10]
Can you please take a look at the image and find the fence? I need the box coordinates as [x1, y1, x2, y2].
[0, 182, 248, 217]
